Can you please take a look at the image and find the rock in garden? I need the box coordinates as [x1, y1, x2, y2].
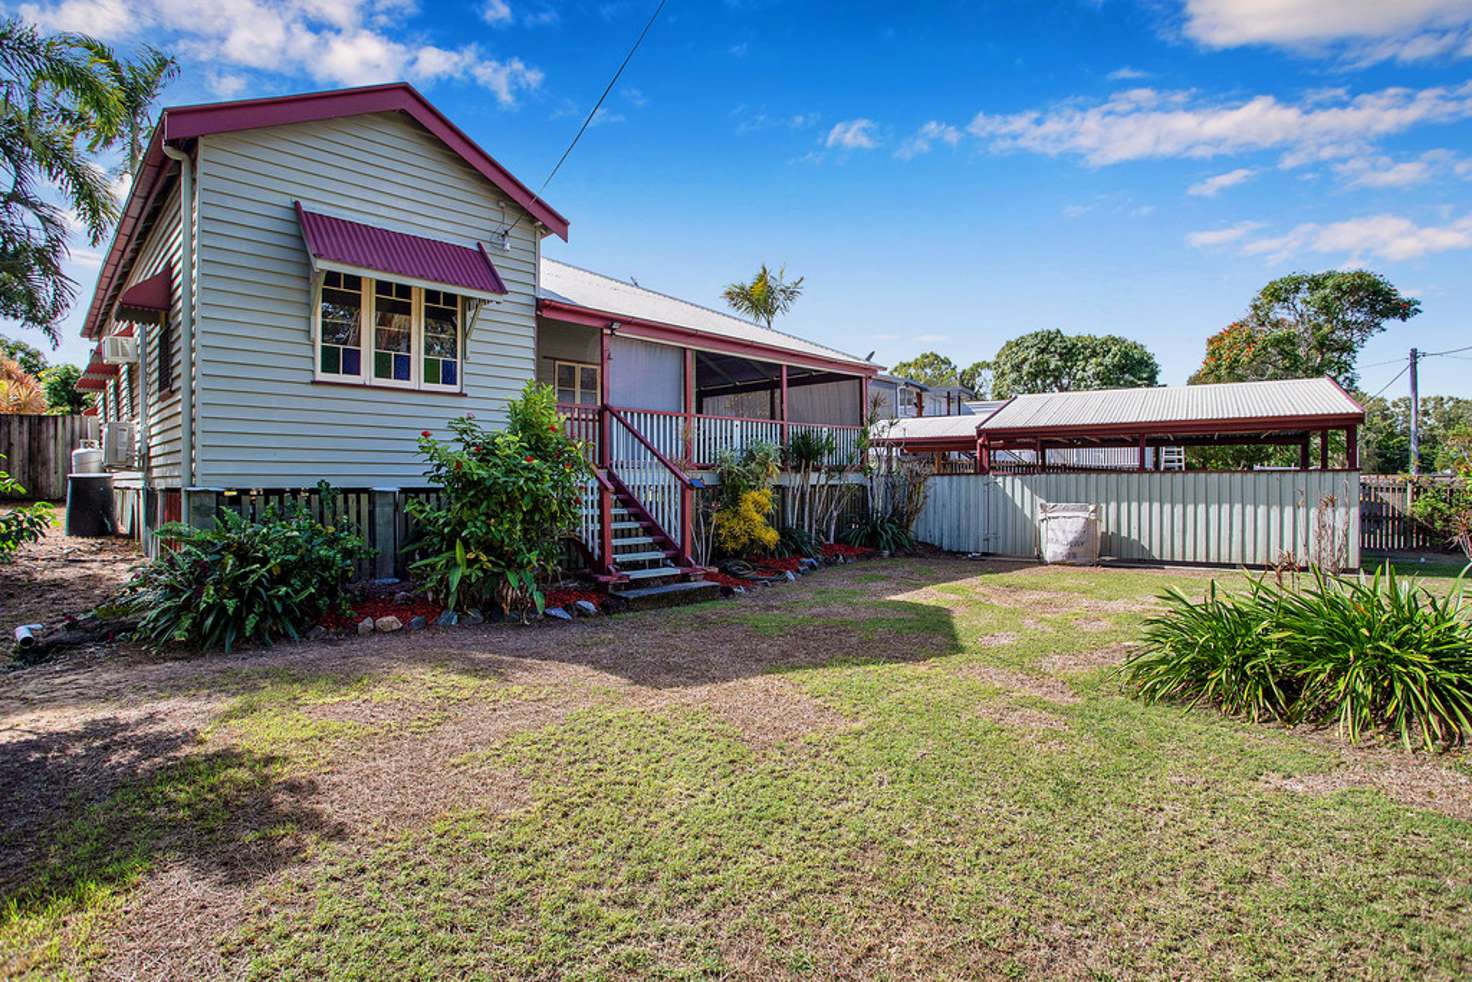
[435, 609, 459, 627]
[305, 625, 327, 641]
[733, 586, 747, 595]
[375, 615, 403, 633]
[573, 600, 598, 617]
[783, 571, 798, 583]
[406, 615, 427, 631]
[392, 590, 415, 605]
[545, 606, 573, 621]
[357, 617, 375, 636]
[463, 609, 485, 626]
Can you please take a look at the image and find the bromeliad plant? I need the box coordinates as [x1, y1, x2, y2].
[406, 382, 591, 616]
[1123, 563, 1472, 751]
[125, 485, 371, 652]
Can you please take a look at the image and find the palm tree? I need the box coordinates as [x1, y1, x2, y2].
[722, 264, 804, 329]
[0, 19, 123, 344]
[75, 39, 177, 175]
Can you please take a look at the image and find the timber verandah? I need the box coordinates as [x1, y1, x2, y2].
[559, 401, 864, 583]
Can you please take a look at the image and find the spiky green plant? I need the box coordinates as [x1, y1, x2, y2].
[1273, 565, 1472, 751]
[1123, 580, 1294, 722]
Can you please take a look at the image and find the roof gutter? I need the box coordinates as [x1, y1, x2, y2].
[160, 144, 195, 491]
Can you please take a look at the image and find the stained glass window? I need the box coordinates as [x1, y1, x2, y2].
[319, 272, 363, 377]
[422, 289, 460, 388]
[373, 280, 414, 383]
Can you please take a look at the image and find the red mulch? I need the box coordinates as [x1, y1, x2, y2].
[821, 543, 878, 560]
[752, 556, 803, 575]
[704, 571, 753, 589]
[321, 596, 444, 632]
[545, 587, 602, 611]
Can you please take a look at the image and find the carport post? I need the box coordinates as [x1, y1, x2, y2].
[1299, 438, 1310, 470]
[1137, 434, 1147, 472]
[1346, 425, 1358, 469]
[1319, 429, 1329, 470]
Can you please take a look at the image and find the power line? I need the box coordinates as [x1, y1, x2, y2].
[497, 0, 669, 241]
[1368, 363, 1409, 399]
[1423, 342, 1472, 358]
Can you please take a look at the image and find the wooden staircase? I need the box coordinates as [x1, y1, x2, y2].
[589, 470, 716, 606]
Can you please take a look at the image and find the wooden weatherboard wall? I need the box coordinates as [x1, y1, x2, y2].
[913, 470, 1361, 568]
[193, 110, 542, 488]
[0, 415, 100, 500]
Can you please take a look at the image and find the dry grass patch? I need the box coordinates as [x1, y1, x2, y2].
[961, 664, 1082, 705]
[1260, 760, 1472, 823]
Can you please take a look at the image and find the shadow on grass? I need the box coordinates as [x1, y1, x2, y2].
[0, 712, 342, 968]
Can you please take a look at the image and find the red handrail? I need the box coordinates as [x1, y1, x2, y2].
[607, 404, 863, 429]
[606, 407, 695, 489]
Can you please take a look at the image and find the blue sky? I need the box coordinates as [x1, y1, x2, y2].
[11, 0, 1472, 397]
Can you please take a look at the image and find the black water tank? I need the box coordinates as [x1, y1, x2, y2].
[65, 473, 116, 537]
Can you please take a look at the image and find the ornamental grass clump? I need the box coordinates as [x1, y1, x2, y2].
[407, 382, 591, 616]
[125, 486, 371, 652]
[1122, 564, 1472, 751]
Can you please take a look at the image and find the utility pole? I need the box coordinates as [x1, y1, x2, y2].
[1408, 347, 1420, 476]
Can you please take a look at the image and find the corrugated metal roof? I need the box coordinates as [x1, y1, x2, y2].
[870, 415, 981, 441]
[978, 378, 1363, 433]
[296, 204, 507, 296]
[115, 267, 172, 323]
[539, 259, 874, 369]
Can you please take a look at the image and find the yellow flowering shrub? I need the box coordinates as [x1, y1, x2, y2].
[712, 488, 779, 556]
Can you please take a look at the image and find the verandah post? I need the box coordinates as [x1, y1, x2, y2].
[598, 327, 613, 570]
[681, 347, 695, 567]
[779, 364, 789, 447]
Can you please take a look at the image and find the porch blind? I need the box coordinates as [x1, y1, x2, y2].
[607, 336, 683, 412]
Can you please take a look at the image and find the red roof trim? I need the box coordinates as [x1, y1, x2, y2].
[977, 411, 1365, 441]
[295, 202, 508, 295]
[537, 297, 881, 378]
[164, 83, 568, 239]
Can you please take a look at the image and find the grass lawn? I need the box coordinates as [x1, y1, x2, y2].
[2, 557, 1469, 979]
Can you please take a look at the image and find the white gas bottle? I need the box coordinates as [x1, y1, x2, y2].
[70, 440, 104, 475]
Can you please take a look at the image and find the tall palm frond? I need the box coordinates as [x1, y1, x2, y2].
[722, 264, 804, 329]
[73, 38, 177, 174]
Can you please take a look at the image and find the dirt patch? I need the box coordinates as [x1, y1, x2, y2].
[1260, 761, 1472, 822]
[0, 525, 141, 641]
[1076, 617, 1114, 632]
[635, 674, 855, 749]
[1040, 643, 1135, 675]
[981, 700, 1071, 735]
[977, 632, 1021, 647]
[962, 664, 1081, 705]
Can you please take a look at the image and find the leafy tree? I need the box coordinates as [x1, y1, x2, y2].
[959, 360, 992, 399]
[0, 19, 125, 345]
[888, 350, 960, 388]
[1358, 394, 1472, 474]
[0, 334, 47, 375]
[989, 329, 1160, 397]
[721, 264, 803, 329]
[1438, 426, 1472, 477]
[39, 362, 89, 414]
[74, 39, 177, 175]
[1191, 271, 1418, 388]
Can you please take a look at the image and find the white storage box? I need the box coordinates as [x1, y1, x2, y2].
[1039, 502, 1100, 565]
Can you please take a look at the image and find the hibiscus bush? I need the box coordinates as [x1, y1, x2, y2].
[407, 382, 591, 616]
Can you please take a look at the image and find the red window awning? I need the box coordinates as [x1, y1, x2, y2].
[114, 266, 172, 323]
[295, 202, 508, 298]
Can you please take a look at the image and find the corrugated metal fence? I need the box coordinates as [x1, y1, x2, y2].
[913, 470, 1360, 568]
[0, 414, 98, 500]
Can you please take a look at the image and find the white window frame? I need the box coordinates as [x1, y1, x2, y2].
[554, 360, 600, 406]
[311, 274, 465, 394]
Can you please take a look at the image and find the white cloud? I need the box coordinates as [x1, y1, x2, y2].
[1107, 66, 1150, 80]
[1331, 149, 1464, 188]
[728, 42, 748, 57]
[1182, 0, 1472, 63]
[1201, 213, 1472, 261]
[895, 120, 961, 160]
[968, 82, 1472, 166]
[481, 0, 511, 24]
[732, 105, 820, 135]
[17, 0, 544, 106]
[208, 71, 249, 98]
[825, 118, 879, 151]
[1188, 166, 1257, 196]
[1185, 220, 1264, 247]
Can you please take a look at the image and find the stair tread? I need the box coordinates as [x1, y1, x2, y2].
[613, 536, 657, 546]
[611, 579, 720, 600]
[615, 550, 671, 563]
[620, 565, 680, 580]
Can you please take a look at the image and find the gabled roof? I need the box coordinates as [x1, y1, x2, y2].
[295, 203, 508, 297]
[978, 377, 1364, 436]
[83, 82, 565, 340]
[537, 258, 881, 375]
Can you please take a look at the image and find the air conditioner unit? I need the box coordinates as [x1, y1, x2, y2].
[101, 334, 138, 365]
[101, 421, 137, 469]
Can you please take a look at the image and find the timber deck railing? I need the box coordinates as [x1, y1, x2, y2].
[558, 404, 863, 470]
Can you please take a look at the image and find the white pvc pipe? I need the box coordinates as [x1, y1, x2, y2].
[161, 144, 194, 490]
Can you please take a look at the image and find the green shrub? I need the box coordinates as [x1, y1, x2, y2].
[1409, 479, 1472, 560]
[774, 524, 823, 559]
[1274, 566, 1472, 750]
[0, 455, 51, 561]
[1122, 564, 1472, 751]
[1128, 581, 1294, 722]
[839, 512, 915, 553]
[407, 382, 591, 615]
[124, 487, 371, 652]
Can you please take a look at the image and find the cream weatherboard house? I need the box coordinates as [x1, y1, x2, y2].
[79, 83, 880, 585]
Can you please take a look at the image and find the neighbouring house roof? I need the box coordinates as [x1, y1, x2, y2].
[114, 266, 172, 324]
[295, 204, 508, 298]
[871, 378, 1365, 450]
[875, 374, 929, 390]
[83, 82, 566, 340]
[537, 258, 882, 376]
[977, 377, 1364, 437]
